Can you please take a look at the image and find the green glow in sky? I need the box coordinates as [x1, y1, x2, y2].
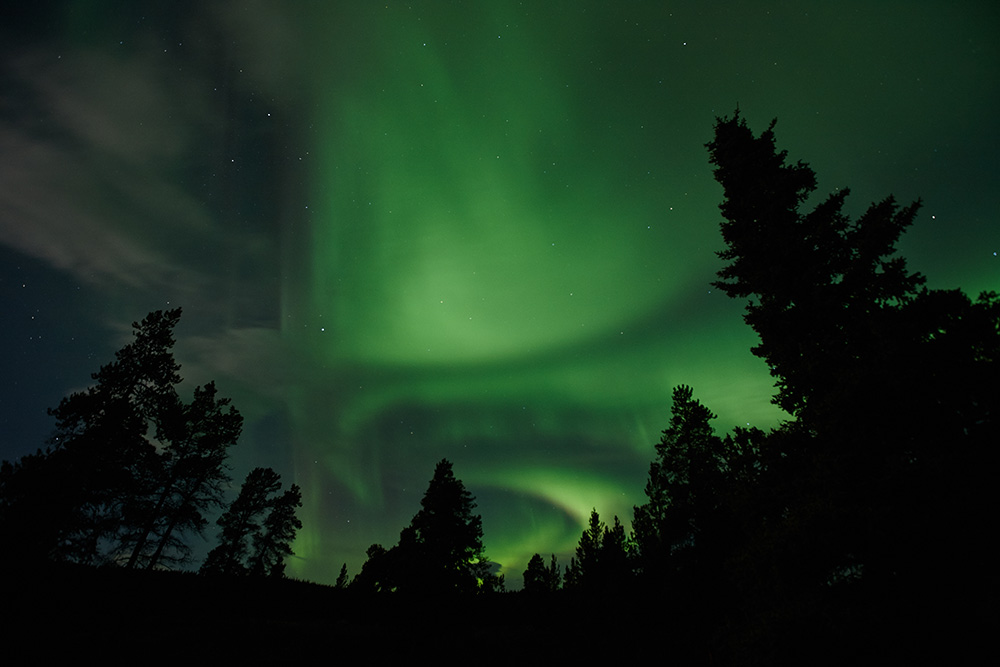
[286, 2, 996, 584]
[0, 1, 996, 587]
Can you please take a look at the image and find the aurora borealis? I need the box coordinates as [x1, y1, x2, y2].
[1, 2, 997, 587]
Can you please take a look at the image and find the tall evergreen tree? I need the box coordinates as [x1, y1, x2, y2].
[523, 553, 561, 593]
[704, 110, 1000, 657]
[706, 111, 926, 418]
[125, 382, 243, 569]
[599, 516, 631, 590]
[546, 554, 561, 592]
[382, 459, 493, 594]
[201, 467, 291, 576]
[408, 458, 487, 593]
[334, 563, 350, 589]
[43, 309, 184, 564]
[563, 509, 632, 594]
[633, 386, 724, 569]
[0, 309, 246, 569]
[574, 509, 604, 588]
[523, 553, 549, 593]
[351, 543, 390, 593]
[249, 483, 302, 577]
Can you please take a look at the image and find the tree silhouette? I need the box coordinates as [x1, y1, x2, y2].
[633, 386, 720, 565]
[563, 509, 633, 594]
[546, 554, 561, 591]
[706, 111, 926, 417]
[351, 543, 391, 592]
[334, 562, 349, 589]
[363, 459, 496, 594]
[404, 459, 491, 593]
[630, 384, 762, 590]
[44, 309, 184, 564]
[523, 553, 560, 593]
[125, 382, 243, 569]
[703, 110, 1000, 658]
[570, 509, 603, 591]
[201, 467, 301, 577]
[249, 482, 302, 577]
[0, 309, 247, 569]
[0, 309, 248, 569]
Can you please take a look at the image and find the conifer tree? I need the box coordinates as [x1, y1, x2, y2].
[335, 563, 349, 589]
[633, 386, 724, 567]
[0, 309, 247, 569]
[523, 553, 548, 593]
[201, 467, 301, 577]
[43, 309, 184, 564]
[381, 459, 494, 594]
[703, 110, 1000, 654]
[523, 553, 561, 593]
[125, 382, 243, 569]
[249, 483, 302, 577]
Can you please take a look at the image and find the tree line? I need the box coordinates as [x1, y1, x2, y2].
[510, 111, 998, 660]
[0, 309, 301, 577]
[1, 111, 995, 660]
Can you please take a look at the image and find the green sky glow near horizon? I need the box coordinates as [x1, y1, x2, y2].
[281, 4, 787, 580]
[1, 1, 996, 586]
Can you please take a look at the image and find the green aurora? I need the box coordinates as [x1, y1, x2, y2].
[1, 2, 996, 585]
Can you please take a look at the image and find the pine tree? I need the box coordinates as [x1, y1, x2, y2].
[563, 557, 581, 591]
[546, 553, 561, 591]
[249, 483, 302, 577]
[703, 110, 1000, 654]
[201, 467, 282, 576]
[390, 459, 491, 594]
[125, 382, 243, 569]
[562, 509, 633, 594]
[706, 110, 926, 420]
[335, 563, 349, 589]
[599, 516, 631, 591]
[633, 386, 724, 566]
[351, 544, 390, 592]
[0, 309, 246, 569]
[575, 509, 604, 588]
[42, 309, 184, 564]
[523, 553, 548, 593]
[523, 553, 561, 593]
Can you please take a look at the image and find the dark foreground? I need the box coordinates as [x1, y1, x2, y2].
[2, 563, 988, 665]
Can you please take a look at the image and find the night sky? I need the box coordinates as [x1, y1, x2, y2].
[1, 1, 997, 587]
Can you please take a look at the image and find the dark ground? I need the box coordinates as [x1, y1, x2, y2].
[2, 563, 987, 665]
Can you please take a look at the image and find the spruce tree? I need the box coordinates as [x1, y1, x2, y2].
[391, 459, 491, 594]
[201, 468, 281, 575]
[249, 483, 302, 577]
[704, 110, 1000, 654]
